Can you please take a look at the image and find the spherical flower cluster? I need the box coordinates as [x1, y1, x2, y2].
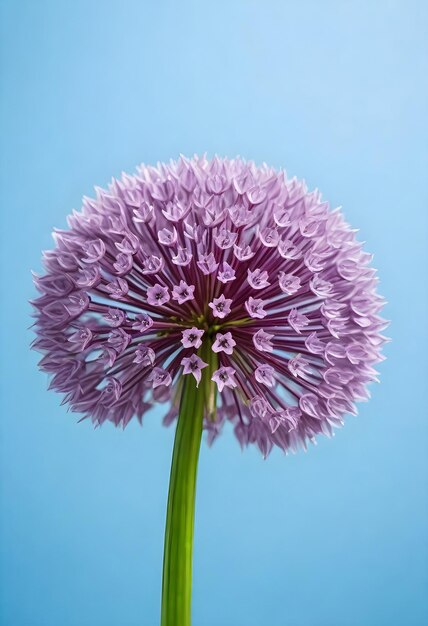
[31, 155, 388, 456]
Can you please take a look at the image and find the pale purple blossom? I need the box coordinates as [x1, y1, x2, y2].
[115, 234, 139, 255]
[172, 280, 195, 304]
[158, 226, 177, 246]
[273, 207, 291, 227]
[253, 329, 274, 352]
[76, 266, 101, 288]
[310, 274, 334, 298]
[132, 313, 153, 333]
[288, 308, 310, 334]
[147, 284, 170, 306]
[255, 365, 275, 387]
[32, 155, 388, 456]
[68, 327, 92, 352]
[259, 227, 280, 247]
[269, 408, 299, 435]
[106, 278, 128, 299]
[245, 297, 267, 319]
[113, 253, 133, 275]
[99, 377, 122, 406]
[215, 229, 238, 249]
[217, 262, 236, 283]
[234, 244, 254, 261]
[82, 238, 105, 263]
[249, 396, 269, 419]
[181, 354, 208, 387]
[288, 354, 311, 378]
[172, 247, 192, 266]
[209, 294, 232, 319]
[212, 332, 236, 355]
[305, 251, 326, 272]
[181, 328, 204, 349]
[133, 345, 156, 366]
[149, 367, 172, 389]
[212, 367, 237, 392]
[108, 328, 131, 354]
[141, 255, 163, 274]
[305, 332, 325, 354]
[197, 253, 218, 275]
[247, 269, 270, 290]
[278, 272, 301, 295]
[64, 292, 89, 316]
[325, 341, 347, 365]
[278, 239, 301, 260]
[104, 307, 126, 327]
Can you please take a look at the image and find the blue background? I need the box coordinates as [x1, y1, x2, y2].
[1, 1, 427, 625]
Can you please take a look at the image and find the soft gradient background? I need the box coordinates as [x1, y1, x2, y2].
[1, 1, 427, 625]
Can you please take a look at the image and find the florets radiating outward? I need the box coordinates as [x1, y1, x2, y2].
[31, 155, 388, 457]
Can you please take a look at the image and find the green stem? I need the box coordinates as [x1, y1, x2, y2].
[160, 375, 205, 626]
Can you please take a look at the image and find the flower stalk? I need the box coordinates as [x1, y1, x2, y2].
[161, 343, 216, 626]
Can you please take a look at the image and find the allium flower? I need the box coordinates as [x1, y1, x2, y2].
[31, 155, 388, 626]
[32, 155, 388, 456]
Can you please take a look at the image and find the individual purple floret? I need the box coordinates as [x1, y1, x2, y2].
[31, 155, 388, 456]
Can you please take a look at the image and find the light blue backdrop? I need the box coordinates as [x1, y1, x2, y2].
[1, 1, 427, 625]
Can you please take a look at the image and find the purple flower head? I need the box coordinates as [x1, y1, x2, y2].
[181, 354, 209, 387]
[32, 155, 388, 456]
[209, 295, 232, 319]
